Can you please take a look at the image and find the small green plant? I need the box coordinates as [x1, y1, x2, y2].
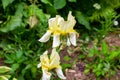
[0, 66, 17, 80]
[85, 41, 120, 79]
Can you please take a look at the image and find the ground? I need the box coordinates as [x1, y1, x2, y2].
[60, 33, 120, 80]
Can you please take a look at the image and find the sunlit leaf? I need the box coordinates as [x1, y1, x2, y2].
[0, 66, 11, 74]
[68, 0, 76, 2]
[41, 0, 52, 6]
[28, 5, 47, 23]
[101, 42, 109, 55]
[64, 56, 71, 61]
[1, 0, 14, 9]
[11, 63, 19, 73]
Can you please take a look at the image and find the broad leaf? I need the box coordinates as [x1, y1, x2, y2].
[28, 5, 47, 23]
[41, 0, 52, 6]
[0, 16, 22, 32]
[1, 0, 14, 9]
[54, 0, 66, 9]
[75, 11, 91, 30]
[0, 3, 23, 32]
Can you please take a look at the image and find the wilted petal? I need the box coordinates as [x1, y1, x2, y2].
[57, 16, 64, 25]
[53, 34, 61, 48]
[67, 11, 76, 30]
[42, 70, 51, 80]
[49, 48, 60, 69]
[69, 32, 77, 46]
[67, 37, 71, 46]
[48, 15, 63, 29]
[55, 66, 66, 79]
[38, 31, 51, 42]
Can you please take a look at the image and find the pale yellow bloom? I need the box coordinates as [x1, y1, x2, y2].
[38, 49, 66, 80]
[38, 11, 77, 47]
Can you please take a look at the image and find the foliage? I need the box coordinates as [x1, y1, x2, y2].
[0, 0, 120, 79]
[85, 41, 120, 79]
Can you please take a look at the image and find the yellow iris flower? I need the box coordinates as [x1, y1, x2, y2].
[38, 11, 77, 47]
[37, 49, 66, 80]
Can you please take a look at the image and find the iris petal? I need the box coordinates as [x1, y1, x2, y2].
[40, 51, 49, 70]
[42, 70, 51, 80]
[67, 37, 71, 46]
[49, 48, 60, 69]
[55, 66, 66, 79]
[69, 32, 77, 46]
[53, 34, 61, 48]
[38, 31, 51, 42]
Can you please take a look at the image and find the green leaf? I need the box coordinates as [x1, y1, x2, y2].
[31, 67, 37, 78]
[28, 5, 47, 22]
[68, 0, 76, 2]
[16, 50, 23, 59]
[11, 63, 19, 73]
[54, 0, 66, 9]
[62, 63, 72, 69]
[84, 69, 90, 74]
[4, 60, 14, 64]
[75, 11, 91, 30]
[102, 42, 108, 54]
[41, 0, 52, 6]
[0, 66, 11, 73]
[108, 51, 119, 60]
[64, 56, 71, 61]
[0, 15, 22, 32]
[1, 0, 14, 9]
[0, 3, 23, 32]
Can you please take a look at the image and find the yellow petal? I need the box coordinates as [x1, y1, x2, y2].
[52, 34, 61, 48]
[40, 51, 49, 70]
[49, 48, 60, 69]
[38, 31, 51, 42]
[59, 21, 68, 34]
[42, 70, 51, 80]
[55, 66, 66, 79]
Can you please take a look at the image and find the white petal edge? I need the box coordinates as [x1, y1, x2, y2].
[42, 70, 51, 80]
[69, 32, 77, 46]
[38, 31, 51, 42]
[37, 63, 41, 68]
[67, 37, 71, 46]
[55, 67, 66, 80]
[52, 34, 61, 48]
[48, 18, 56, 28]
